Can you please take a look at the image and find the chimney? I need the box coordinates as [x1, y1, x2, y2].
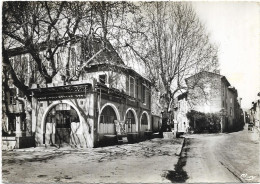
[214, 70, 220, 74]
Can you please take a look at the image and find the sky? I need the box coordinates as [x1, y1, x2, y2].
[192, 2, 260, 109]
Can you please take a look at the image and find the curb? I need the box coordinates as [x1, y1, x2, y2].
[175, 137, 185, 156]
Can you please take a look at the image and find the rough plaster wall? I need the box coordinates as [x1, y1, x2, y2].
[188, 75, 222, 113]
[81, 94, 94, 148]
[99, 98, 152, 134]
[33, 95, 95, 148]
[227, 89, 236, 130]
[35, 101, 47, 145]
[81, 70, 126, 92]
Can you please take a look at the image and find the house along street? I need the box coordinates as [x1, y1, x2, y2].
[2, 125, 259, 183]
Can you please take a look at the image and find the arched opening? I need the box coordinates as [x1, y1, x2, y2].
[99, 106, 117, 134]
[45, 103, 80, 145]
[140, 113, 148, 131]
[125, 110, 136, 133]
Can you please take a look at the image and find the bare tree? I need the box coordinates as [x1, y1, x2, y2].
[125, 2, 219, 123]
[2, 1, 138, 135]
[2, 1, 138, 86]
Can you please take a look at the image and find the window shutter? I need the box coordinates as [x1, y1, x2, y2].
[126, 76, 129, 94]
[142, 84, 145, 103]
[7, 92, 11, 104]
[135, 79, 138, 98]
[138, 80, 142, 100]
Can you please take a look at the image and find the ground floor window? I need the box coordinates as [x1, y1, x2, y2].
[141, 113, 148, 125]
[125, 110, 136, 132]
[99, 106, 117, 134]
[8, 115, 16, 132]
[100, 106, 116, 124]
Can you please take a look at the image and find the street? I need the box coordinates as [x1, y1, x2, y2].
[2, 126, 259, 183]
[182, 126, 260, 183]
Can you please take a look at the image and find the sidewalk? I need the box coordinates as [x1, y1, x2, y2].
[2, 138, 185, 183]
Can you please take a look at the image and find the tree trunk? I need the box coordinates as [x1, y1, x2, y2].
[17, 97, 32, 136]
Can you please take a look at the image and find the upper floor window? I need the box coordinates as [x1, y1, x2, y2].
[55, 52, 61, 69]
[9, 58, 14, 66]
[9, 88, 17, 105]
[142, 84, 146, 103]
[70, 47, 77, 76]
[135, 79, 139, 98]
[129, 76, 135, 97]
[230, 98, 232, 103]
[99, 74, 107, 84]
[230, 107, 233, 116]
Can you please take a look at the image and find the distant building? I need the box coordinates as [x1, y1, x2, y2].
[3, 37, 161, 149]
[175, 71, 243, 133]
[249, 96, 260, 128]
[173, 92, 189, 133]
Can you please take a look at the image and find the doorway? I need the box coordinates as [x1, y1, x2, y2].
[45, 103, 80, 145]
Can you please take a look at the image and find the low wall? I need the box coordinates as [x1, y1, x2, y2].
[16, 136, 36, 148]
[2, 136, 35, 150]
[2, 136, 16, 150]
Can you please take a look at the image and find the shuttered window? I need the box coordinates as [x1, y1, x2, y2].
[9, 88, 17, 105]
[99, 75, 107, 84]
[71, 47, 77, 76]
[142, 84, 146, 103]
[129, 76, 135, 97]
[135, 79, 139, 99]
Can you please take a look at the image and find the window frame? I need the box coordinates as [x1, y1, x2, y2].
[141, 113, 148, 125]
[142, 83, 146, 104]
[99, 74, 107, 84]
[100, 106, 117, 124]
[9, 88, 17, 105]
[70, 47, 77, 76]
[129, 76, 135, 98]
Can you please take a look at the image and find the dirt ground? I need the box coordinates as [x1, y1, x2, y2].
[1, 138, 184, 183]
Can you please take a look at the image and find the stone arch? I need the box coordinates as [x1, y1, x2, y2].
[98, 103, 120, 133]
[140, 111, 151, 130]
[41, 100, 83, 134]
[124, 108, 139, 132]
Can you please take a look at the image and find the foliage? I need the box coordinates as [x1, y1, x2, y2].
[186, 110, 221, 133]
[2, 2, 219, 135]
[125, 2, 219, 114]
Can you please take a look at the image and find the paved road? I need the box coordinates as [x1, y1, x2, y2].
[182, 126, 260, 183]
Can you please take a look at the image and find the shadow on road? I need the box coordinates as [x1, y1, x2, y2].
[164, 139, 189, 183]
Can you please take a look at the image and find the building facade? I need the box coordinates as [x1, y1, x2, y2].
[250, 96, 260, 128]
[3, 38, 159, 148]
[176, 71, 243, 133]
[173, 92, 189, 133]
